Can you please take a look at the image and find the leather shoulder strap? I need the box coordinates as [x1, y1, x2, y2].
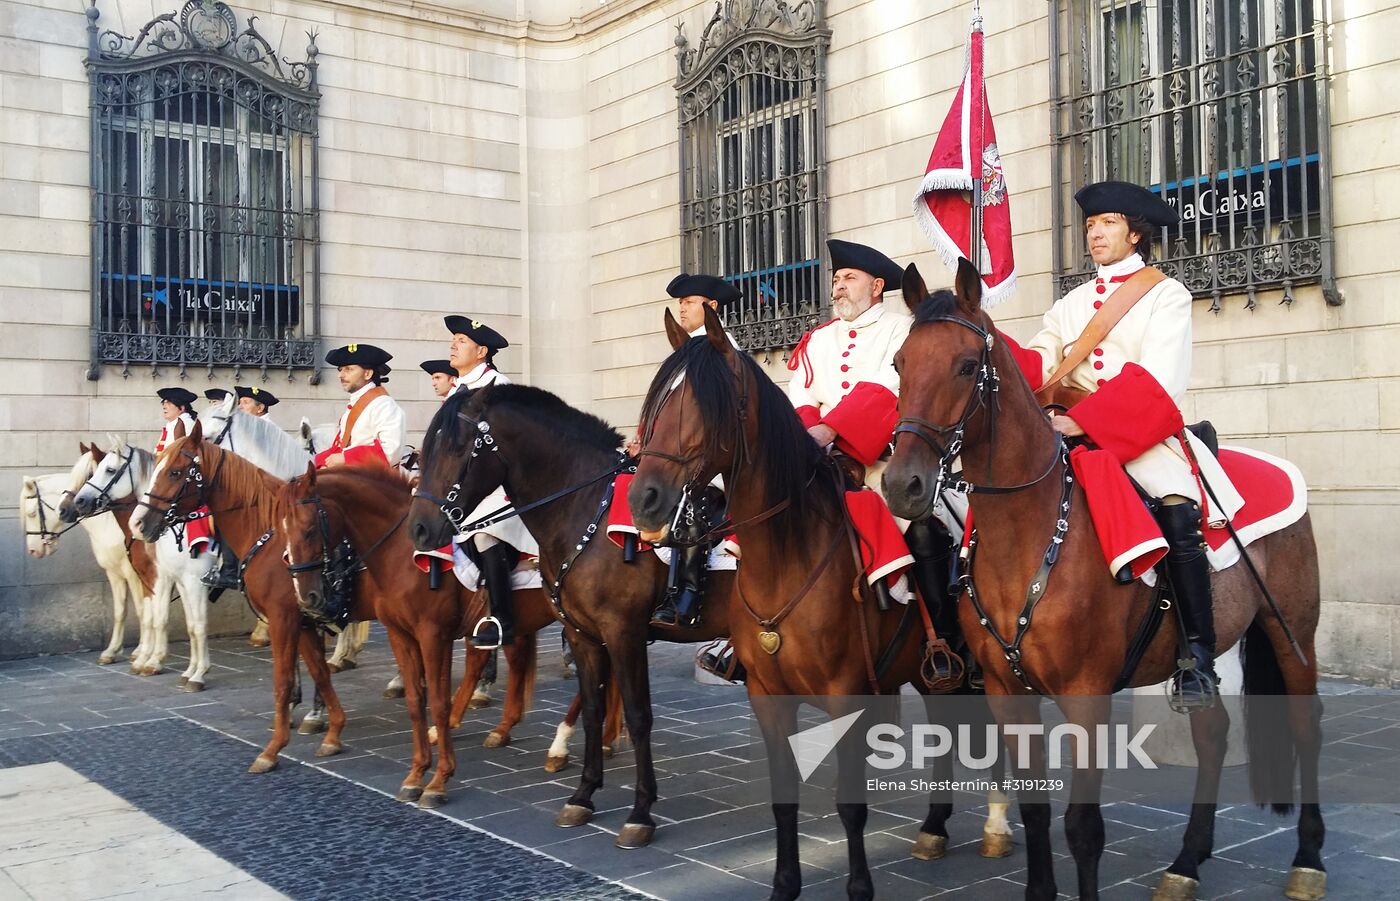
[339, 386, 389, 447]
[1034, 266, 1166, 401]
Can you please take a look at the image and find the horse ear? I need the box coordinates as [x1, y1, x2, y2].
[188, 417, 203, 443]
[954, 257, 983, 317]
[220, 394, 236, 416]
[305, 462, 317, 488]
[79, 441, 90, 455]
[901, 263, 928, 316]
[299, 419, 312, 440]
[91, 445, 106, 464]
[663, 308, 688, 350]
[702, 303, 733, 358]
[173, 419, 187, 441]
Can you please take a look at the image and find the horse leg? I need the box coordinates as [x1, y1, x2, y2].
[556, 639, 610, 828]
[991, 691, 1056, 901]
[328, 620, 369, 672]
[486, 634, 535, 749]
[608, 636, 658, 849]
[142, 573, 174, 675]
[755, 695, 802, 901]
[179, 576, 211, 691]
[546, 693, 583, 773]
[1059, 696, 1110, 901]
[445, 644, 489, 736]
[129, 585, 152, 670]
[834, 703, 874, 901]
[912, 692, 956, 860]
[386, 628, 432, 803]
[98, 570, 128, 665]
[298, 627, 347, 758]
[471, 648, 498, 709]
[251, 611, 299, 773]
[418, 630, 456, 809]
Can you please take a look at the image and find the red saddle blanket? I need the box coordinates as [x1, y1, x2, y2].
[1069, 444, 1307, 580]
[607, 474, 914, 587]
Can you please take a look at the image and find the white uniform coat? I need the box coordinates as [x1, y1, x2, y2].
[334, 381, 407, 466]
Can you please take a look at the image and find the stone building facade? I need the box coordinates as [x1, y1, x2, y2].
[1, 0, 1396, 682]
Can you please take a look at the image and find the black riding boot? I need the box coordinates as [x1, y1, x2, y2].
[905, 518, 963, 685]
[471, 543, 518, 649]
[201, 542, 242, 602]
[651, 543, 706, 628]
[1157, 501, 1218, 709]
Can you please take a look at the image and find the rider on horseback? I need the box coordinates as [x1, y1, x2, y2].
[314, 343, 407, 470]
[234, 385, 279, 423]
[785, 239, 964, 682]
[159, 387, 234, 594]
[998, 180, 1222, 707]
[443, 316, 540, 650]
[648, 272, 741, 630]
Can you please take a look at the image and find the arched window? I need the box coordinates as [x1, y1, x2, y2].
[675, 1, 829, 354]
[85, 0, 321, 380]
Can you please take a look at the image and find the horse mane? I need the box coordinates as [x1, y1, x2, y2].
[183, 439, 286, 525]
[641, 337, 833, 554]
[911, 288, 961, 325]
[200, 407, 310, 479]
[424, 384, 623, 462]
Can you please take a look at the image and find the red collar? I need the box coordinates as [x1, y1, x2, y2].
[1095, 272, 1135, 284]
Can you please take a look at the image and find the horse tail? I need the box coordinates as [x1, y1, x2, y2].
[1242, 617, 1295, 814]
[518, 631, 538, 716]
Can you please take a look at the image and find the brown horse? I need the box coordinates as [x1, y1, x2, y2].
[409, 383, 733, 849]
[627, 306, 1009, 901]
[881, 260, 1324, 901]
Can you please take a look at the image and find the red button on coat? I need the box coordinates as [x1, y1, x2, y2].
[1093, 348, 1104, 356]
[847, 343, 856, 349]
[1096, 379, 1106, 387]
[1093, 301, 1103, 309]
[840, 364, 849, 372]
[848, 331, 858, 339]
[841, 381, 850, 389]
[1093, 361, 1104, 370]
[1095, 285, 1106, 295]
[842, 351, 850, 357]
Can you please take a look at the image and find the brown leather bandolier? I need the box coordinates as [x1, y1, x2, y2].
[336, 385, 388, 449]
[1034, 266, 1166, 409]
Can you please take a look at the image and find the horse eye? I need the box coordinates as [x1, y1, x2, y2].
[170, 469, 182, 478]
[958, 359, 978, 377]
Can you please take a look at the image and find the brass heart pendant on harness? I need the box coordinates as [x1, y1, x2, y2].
[757, 630, 781, 655]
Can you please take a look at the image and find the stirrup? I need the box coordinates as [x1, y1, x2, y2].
[470, 615, 503, 650]
[920, 638, 965, 694]
[1167, 661, 1218, 713]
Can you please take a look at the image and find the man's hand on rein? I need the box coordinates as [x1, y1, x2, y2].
[1050, 415, 1085, 438]
[807, 423, 838, 448]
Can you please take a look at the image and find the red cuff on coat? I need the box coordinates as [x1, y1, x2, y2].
[1070, 363, 1184, 463]
[997, 330, 1045, 391]
[822, 382, 898, 466]
[342, 441, 389, 468]
[794, 405, 822, 430]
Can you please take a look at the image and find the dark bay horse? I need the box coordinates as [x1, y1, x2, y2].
[408, 383, 733, 849]
[882, 260, 1325, 901]
[627, 307, 1009, 901]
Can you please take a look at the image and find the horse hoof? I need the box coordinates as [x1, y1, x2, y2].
[247, 757, 278, 775]
[329, 659, 356, 673]
[543, 754, 569, 773]
[181, 680, 205, 693]
[911, 832, 947, 861]
[248, 637, 270, 648]
[128, 664, 142, 675]
[1151, 872, 1199, 901]
[298, 717, 327, 736]
[1284, 867, 1327, 901]
[315, 741, 342, 758]
[555, 804, 593, 828]
[383, 685, 405, 699]
[396, 785, 423, 803]
[468, 694, 491, 710]
[141, 666, 161, 677]
[602, 744, 613, 758]
[979, 831, 1014, 859]
[615, 823, 655, 849]
[417, 791, 448, 810]
[98, 654, 117, 666]
[483, 731, 510, 749]
[176, 675, 189, 687]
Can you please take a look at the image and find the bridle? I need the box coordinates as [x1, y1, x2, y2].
[137, 445, 228, 537]
[893, 312, 1062, 501]
[23, 483, 77, 547]
[73, 447, 138, 517]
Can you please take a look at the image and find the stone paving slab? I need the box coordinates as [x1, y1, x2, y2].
[0, 626, 1396, 899]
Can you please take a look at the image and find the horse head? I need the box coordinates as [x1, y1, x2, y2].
[130, 418, 209, 543]
[68, 436, 143, 521]
[279, 463, 329, 610]
[56, 442, 98, 523]
[409, 386, 509, 552]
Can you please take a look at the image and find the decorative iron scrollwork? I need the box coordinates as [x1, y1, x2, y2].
[676, 0, 821, 79]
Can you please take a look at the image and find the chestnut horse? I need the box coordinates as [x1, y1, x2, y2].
[882, 260, 1324, 901]
[627, 307, 1010, 901]
[409, 383, 733, 849]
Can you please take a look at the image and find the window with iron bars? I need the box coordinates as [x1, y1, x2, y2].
[1050, 0, 1336, 311]
[85, 0, 321, 380]
[675, 1, 830, 354]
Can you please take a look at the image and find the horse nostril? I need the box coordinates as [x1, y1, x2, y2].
[907, 474, 924, 498]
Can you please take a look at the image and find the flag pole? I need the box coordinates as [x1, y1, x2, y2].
[968, 0, 985, 276]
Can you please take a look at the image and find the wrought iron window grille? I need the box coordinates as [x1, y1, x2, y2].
[1049, 0, 1337, 312]
[675, 0, 831, 357]
[84, 0, 322, 382]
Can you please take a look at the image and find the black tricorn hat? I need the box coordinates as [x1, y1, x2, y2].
[325, 343, 392, 369]
[665, 272, 741, 304]
[234, 385, 279, 407]
[203, 388, 231, 402]
[157, 387, 198, 407]
[419, 359, 457, 377]
[827, 239, 905, 290]
[443, 316, 508, 351]
[1074, 180, 1178, 228]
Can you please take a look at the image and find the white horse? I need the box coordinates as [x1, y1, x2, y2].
[200, 398, 371, 672]
[66, 438, 219, 688]
[20, 452, 149, 665]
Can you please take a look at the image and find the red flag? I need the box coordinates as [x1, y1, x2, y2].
[914, 28, 1017, 307]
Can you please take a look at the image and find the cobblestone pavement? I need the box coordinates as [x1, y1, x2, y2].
[0, 624, 1397, 900]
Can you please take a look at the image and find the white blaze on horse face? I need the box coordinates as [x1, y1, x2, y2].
[129, 453, 169, 534]
[282, 515, 308, 604]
